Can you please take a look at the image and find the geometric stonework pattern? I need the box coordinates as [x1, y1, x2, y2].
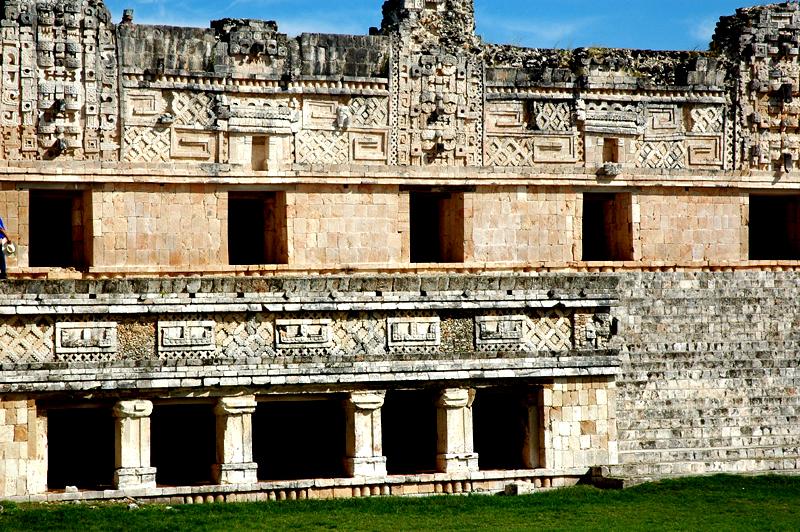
[349, 97, 389, 128]
[295, 130, 349, 164]
[689, 105, 724, 133]
[55, 322, 118, 363]
[215, 314, 276, 359]
[475, 310, 573, 352]
[171, 91, 216, 128]
[0, 316, 55, 364]
[532, 101, 572, 132]
[636, 140, 687, 169]
[158, 320, 216, 361]
[122, 127, 171, 163]
[332, 313, 388, 356]
[486, 136, 535, 167]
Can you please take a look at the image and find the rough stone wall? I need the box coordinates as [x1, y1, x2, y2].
[287, 186, 407, 265]
[612, 271, 800, 480]
[91, 184, 226, 268]
[636, 190, 746, 263]
[0, 397, 46, 498]
[467, 187, 577, 263]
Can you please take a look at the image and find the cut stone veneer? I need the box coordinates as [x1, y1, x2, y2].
[0, 398, 46, 497]
[213, 396, 259, 484]
[113, 399, 156, 489]
[345, 391, 387, 477]
[436, 388, 479, 473]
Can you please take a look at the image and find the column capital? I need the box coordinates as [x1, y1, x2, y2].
[113, 399, 153, 419]
[215, 395, 257, 415]
[348, 391, 385, 411]
[438, 388, 475, 409]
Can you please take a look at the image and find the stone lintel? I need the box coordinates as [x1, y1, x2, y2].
[215, 395, 257, 416]
[113, 399, 153, 419]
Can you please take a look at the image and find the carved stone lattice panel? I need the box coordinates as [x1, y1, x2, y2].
[532, 101, 572, 132]
[55, 322, 118, 363]
[122, 127, 170, 163]
[387, 317, 441, 353]
[392, 49, 483, 167]
[169, 91, 216, 128]
[295, 130, 349, 164]
[636, 140, 687, 169]
[215, 314, 276, 359]
[349, 97, 389, 128]
[158, 320, 216, 361]
[332, 313, 388, 356]
[475, 310, 573, 352]
[0, 316, 54, 364]
[486, 136, 534, 167]
[688, 105, 723, 133]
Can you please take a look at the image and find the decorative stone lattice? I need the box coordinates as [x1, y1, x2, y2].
[0, 316, 54, 364]
[295, 130, 349, 164]
[170, 91, 216, 128]
[485, 137, 534, 167]
[532, 101, 572, 132]
[332, 313, 388, 356]
[215, 314, 276, 359]
[637, 140, 687, 169]
[349, 97, 389, 128]
[475, 310, 573, 352]
[689, 105, 723, 133]
[122, 127, 171, 162]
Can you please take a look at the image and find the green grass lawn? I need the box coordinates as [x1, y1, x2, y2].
[1, 474, 799, 531]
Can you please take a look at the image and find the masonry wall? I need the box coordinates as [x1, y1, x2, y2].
[91, 185, 227, 268]
[612, 271, 800, 480]
[468, 187, 578, 264]
[286, 185, 407, 265]
[0, 397, 46, 497]
[636, 190, 746, 263]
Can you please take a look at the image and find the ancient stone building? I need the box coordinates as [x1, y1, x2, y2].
[0, 0, 798, 502]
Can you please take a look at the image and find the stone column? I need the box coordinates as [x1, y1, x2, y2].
[345, 391, 387, 477]
[522, 390, 543, 469]
[113, 400, 156, 489]
[436, 388, 479, 473]
[213, 396, 258, 484]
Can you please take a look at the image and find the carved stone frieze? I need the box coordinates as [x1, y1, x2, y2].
[158, 320, 216, 360]
[55, 322, 118, 362]
[387, 317, 441, 352]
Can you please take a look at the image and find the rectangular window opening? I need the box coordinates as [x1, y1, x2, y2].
[749, 195, 800, 260]
[409, 191, 465, 264]
[382, 389, 438, 475]
[228, 192, 288, 266]
[151, 404, 216, 487]
[30, 189, 88, 269]
[473, 387, 540, 471]
[582, 192, 634, 261]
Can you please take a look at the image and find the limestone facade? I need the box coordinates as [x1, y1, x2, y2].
[0, 0, 797, 501]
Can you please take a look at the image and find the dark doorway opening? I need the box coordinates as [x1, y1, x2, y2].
[409, 191, 464, 263]
[47, 407, 114, 490]
[749, 195, 800, 260]
[382, 389, 438, 474]
[254, 399, 346, 481]
[582, 192, 633, 261]
[29, 190, 87, 268]
[473, 388, 530, 471]
[228, 192, 287, 265]
[151, 404, 216, 486]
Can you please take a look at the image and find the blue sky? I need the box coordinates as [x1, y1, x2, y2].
[104, 0, 776, 50]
